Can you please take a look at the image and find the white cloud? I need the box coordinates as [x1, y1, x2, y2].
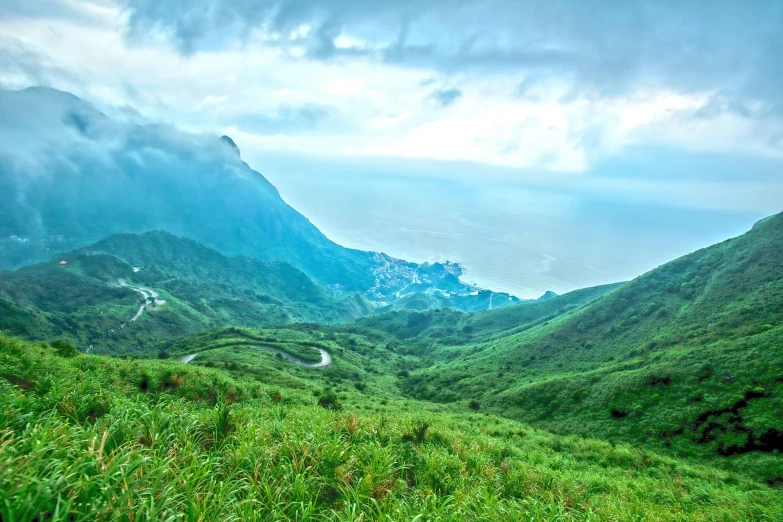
[0, 0, 782, 180]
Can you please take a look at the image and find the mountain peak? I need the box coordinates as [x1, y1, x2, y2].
[220, 135, 241, 158]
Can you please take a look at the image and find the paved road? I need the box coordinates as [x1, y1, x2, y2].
[179, 345, 331, 368]
[254, 345, 332, 368]
[118, 279, 166, 322]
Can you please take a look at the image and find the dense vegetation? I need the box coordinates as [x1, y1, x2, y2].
[358, 282, 622, 350]
[0, 231, 371, 355]
[3, 335, 782, 521]
[392, 213, 783, 483]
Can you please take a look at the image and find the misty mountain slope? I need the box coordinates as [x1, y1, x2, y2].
[0, 232, 373, 354]
[403, 213, 783, 481]
[0, 86, 526, 311]
[0, 86, 376, 291]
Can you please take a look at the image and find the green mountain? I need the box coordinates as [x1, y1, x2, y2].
[0, 231, 371, 355]
[396, 212, 783, 482]
[2, 212, 783, 519]
[359, 283, 620, 348]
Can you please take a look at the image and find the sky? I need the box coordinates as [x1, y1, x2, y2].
[1, 0, 782, 297]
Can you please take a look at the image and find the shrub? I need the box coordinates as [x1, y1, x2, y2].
[611, 409, 629, 419]
[50, 339, 78, 358]
[318, 390, 342, 410]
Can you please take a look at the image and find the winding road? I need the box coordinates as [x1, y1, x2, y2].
[117, 279, 166, 322]
[179, 345, 331, 368]
[114, 278, 330, 369]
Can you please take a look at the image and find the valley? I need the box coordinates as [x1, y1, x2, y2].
[3, 212, 781, 491]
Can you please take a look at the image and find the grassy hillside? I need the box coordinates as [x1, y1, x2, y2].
[2, 334, 782, 521]
[0, 232, 372, 355]
[356, 283, 622, 354]
[90, 230, 373, 320]
[402, 213, 783, 482]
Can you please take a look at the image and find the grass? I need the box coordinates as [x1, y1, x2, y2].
[394, 212, 783, 483]
[2, 334, 782, 521]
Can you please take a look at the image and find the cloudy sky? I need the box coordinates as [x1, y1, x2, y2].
[1, 0, 782, 295]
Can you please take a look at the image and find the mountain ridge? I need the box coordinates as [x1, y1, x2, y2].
[0, 86, 522, 311]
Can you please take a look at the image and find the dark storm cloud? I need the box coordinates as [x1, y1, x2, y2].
[118, 0, 783, 108]
[428, 87, 462, 107]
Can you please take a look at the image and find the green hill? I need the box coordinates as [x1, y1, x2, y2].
[0, 231, 372, 355]
[357, 283, 623, 350]
[2, 208, 783, 518]
[2, 334, 782, 521]
[401, 213, 783, 482]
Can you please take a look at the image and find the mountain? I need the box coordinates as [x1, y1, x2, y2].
[397, 212, 783, 482]
[0, 87, 376, 290]
[0, 86, 519, 311]
[3, 84, 782, 518]
[0, 231, 371, 354]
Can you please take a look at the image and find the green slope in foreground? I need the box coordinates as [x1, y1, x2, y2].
[401, 212, 783, 482]
[2, 335, 782, 521]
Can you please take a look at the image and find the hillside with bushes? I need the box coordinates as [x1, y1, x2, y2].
[2, 335, 782, 521]
[397, 213, 783, 483]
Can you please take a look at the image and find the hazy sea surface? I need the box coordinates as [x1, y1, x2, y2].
[262, 164, 762, 299]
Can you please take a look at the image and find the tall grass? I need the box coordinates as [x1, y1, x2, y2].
[1, 336, 781, 521]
